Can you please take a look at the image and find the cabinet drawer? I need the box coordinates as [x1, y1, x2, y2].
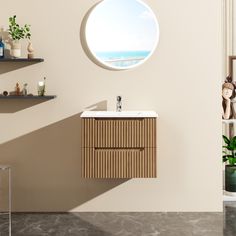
[82, 148, 156, 178]
[82, 118, 156, 148]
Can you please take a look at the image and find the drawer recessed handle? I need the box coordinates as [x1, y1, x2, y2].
[94, 147, 145, 151]
[94, 118, 144, 121]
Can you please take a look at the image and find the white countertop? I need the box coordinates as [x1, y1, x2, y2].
[81, 111, 158, 118]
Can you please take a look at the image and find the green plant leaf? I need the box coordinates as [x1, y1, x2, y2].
[230, 137, 236, 149]
[223, 145, 234, 150]
[223, 154, 234, 158]
[8, 15, 31, 41]
[223, 157, 228, 162]
[228, 157, 235, 165]
[223, 135, 230, 145]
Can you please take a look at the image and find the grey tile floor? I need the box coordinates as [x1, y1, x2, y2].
[0, 202, 234, 236]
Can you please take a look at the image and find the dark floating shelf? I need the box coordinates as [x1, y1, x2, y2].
[0, 58, 44, 62]
[0, 95, 56, 99]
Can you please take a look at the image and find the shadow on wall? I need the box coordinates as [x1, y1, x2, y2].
[0, 100, 129, 212]
[0, 62, 42, 75]
[0, 99, 53, 113]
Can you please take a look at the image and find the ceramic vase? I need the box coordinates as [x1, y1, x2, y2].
[11, 40, 21, 58]
[27, 41, 34, 59]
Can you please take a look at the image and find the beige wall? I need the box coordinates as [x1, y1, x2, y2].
[0, 0, 223, 212]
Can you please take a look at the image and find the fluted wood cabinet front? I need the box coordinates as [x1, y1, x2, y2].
[82, 118, 157, 178]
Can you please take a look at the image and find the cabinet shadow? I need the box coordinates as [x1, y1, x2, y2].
[0, 101, 129, 212]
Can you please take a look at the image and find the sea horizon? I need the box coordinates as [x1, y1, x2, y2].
[95, 50, 151, 61]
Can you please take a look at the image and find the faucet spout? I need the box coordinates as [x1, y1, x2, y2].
[116, 96, 122, 112]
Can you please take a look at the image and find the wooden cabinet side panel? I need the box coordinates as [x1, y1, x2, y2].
[143, 118, 156, 147]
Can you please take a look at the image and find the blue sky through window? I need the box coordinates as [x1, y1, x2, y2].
[86, 0, 159, 53]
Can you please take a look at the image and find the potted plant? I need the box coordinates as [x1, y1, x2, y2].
[8, 15, 31, 58]
[223, 135, 236, 193]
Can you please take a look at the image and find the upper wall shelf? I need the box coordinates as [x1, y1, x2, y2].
[0, 95, 56, 100]
[0, 58, 44, 63]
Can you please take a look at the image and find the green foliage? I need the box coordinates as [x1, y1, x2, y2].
[222, 135, 236, 165]
[8, 15, 31, 41]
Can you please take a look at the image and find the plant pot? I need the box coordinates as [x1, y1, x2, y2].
[11, 40, 21, 58]
[225, 165, 236, 192]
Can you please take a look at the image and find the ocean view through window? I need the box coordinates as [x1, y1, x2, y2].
[84, 0, 159, 70]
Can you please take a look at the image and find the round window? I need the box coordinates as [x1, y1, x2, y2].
[82, 0, 160, 70]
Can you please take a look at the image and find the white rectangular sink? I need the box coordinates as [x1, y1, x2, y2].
[81, 111, 158, 118]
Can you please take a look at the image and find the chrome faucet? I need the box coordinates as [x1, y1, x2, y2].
[116, 96, 122, 112]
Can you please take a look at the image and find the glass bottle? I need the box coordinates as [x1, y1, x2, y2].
[0, 36, 4, 59]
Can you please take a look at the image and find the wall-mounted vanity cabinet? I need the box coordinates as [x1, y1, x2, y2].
[81, 111, 158, 178]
